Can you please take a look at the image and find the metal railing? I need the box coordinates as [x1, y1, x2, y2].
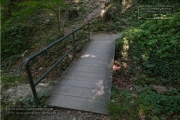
[25, 22, 90, 105]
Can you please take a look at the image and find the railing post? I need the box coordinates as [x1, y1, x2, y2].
[72, 32, 76, 58]
[25, 59, 39, 105]
[88, 22, 91, 41]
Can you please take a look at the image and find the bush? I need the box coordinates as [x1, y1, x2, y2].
[1, 75, 23, 87]
[1, 24, 32, 67]
[137, 90, 180, 116]
[117, 12, 180, 84]
[109, 90, 139, 119]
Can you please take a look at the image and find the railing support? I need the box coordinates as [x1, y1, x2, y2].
[88, 22, 91, 41]
[73, 33, 76, 58]
[25, 59, 39, 105]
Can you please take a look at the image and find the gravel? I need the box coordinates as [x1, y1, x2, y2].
[24, 108, 109, 120]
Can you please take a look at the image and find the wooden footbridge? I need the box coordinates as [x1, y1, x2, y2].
[25, 23, 120, 114]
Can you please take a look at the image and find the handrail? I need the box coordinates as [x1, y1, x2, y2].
[25, 22, 90, 105]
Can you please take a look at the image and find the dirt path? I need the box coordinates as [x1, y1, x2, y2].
[83, 7, 102, 23]
[24, 109, 109, 120]
[65, 1, 105, 34]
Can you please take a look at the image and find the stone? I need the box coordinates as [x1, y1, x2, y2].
[134, 85, 144, 93]
[95, 2, 99, 6]
[7, 88, 13, 93]
[38, 83, 48, 87]
[78, 111, 82, 114]
[111, 99, 115, 103]
[14, 100, 23, 106]
[67, 111, 71, 114]
[87, 115, 92, 118]
[131, 93, 137, 98]
[151, 85, 168, 94]
[129, 87, 133, 90]
[120, 18, 128, 24]
[21, 53, 25, 57]
[0, 95, 2, 100]
[66, 45, 72, 49]
[21, 50, 28, 57]
[99, 3, 105, 8]
[44, 19, 50, 24]
[68, 54, 73, 59]
[39, 67, 43, 71]
[151, 116, 160, 120]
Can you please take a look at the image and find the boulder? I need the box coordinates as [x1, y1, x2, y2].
[151, 85, 168, 94]
[134, 85, 144, 93]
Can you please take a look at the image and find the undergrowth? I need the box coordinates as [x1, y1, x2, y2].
[1, 25, 32, 68]
[110, 1, 180, 120]
[109, 88, 139, 120]
[120, 12, 180, 85]
[109, 87, 180, 120]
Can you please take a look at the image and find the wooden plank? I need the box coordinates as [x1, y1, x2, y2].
[51, 85, 111, 100]
[57, 78, 111, 89]
[72, 59, 113, 69]
[46, 94, 109, 114]
[60, 76, 112, 83]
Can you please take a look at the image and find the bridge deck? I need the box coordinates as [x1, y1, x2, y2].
[46, 34, 120, 114]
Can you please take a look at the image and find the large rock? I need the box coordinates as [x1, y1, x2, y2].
[99, 3, 105, 8]
[2, 83, 52, 104]
[151, 85, 168, 94]
[134, 85, 144, 93]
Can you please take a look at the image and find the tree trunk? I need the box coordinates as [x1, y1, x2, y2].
[56, 2, 61, 35]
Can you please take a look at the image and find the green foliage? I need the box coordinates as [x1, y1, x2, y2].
[137, 90, 180, 116]
[132, 73, 170, 86]
[115, 37, 124, 58]
[92, 1, 123, 33]
[103, 3, 121, 22]
[140, 0, 179, 5]
[1, 0, 70, 69]
[109, 88, 180, 119]
[39, 90, 50, 105]
[1, 75, 23, 87]
[109, 90, 139, 120]
[92, 19, 123, 32]
[118, 12, 180, 84]
[109, 102, 122, 120]
[22, 90, 50, 106]
[1, 25, 32, 67]
[111, 85, 120, 99]
[0, 0, 17, 22]
[18, 0, 68, 35]
[111, 1, 180, 120]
